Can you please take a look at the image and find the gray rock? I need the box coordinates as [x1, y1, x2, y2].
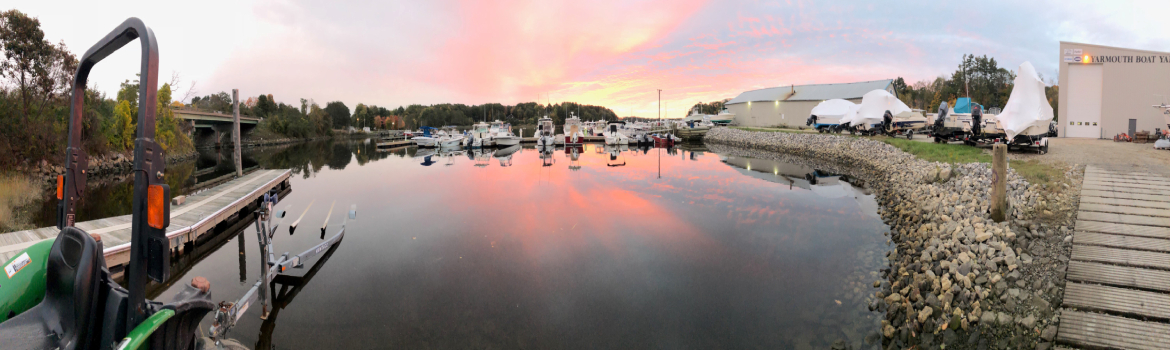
[1018, 315, 1036, 329]
[1040, 326, 1057, 341]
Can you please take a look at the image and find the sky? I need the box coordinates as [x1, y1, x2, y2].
[11, 0, 1170, 118]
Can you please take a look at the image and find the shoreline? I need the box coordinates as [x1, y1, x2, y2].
[704, 128, 1081, 349]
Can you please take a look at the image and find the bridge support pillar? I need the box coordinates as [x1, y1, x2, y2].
[233, 89, 242, 177]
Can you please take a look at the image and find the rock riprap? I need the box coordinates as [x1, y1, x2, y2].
[705, 128, 1073, 348]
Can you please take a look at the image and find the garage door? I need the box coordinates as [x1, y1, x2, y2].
[1065, 64, 1102, 138]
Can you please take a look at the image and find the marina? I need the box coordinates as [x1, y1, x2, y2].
[2, 3, 1167, 349]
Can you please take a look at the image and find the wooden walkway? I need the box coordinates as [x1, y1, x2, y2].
[0, 169, 290, 270]
[1057, 166, 1170, 350]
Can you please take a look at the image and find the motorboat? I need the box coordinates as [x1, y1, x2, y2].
[841, 89, 911, 136]
[806, 99, 856, 133]
[714, 108, 735, 125]
[604, 121, 629, 145]
[492, 121, 521, 146]
[412, 126, 439, 148]
[468, 122, 492, 147]
[992, 61, 1053, 153]
[536, 115, 557, 148]
[438, 127, 464, 149]
[652, 133, 677, 147]
[886, 110, 929, 139]
[563, 113, 585, 145]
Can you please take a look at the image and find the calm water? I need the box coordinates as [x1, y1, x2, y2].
[36, 140, 892, 349]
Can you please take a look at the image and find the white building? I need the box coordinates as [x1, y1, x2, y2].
[1058, 42, 1170, 138]
[725, 80, 895, 127]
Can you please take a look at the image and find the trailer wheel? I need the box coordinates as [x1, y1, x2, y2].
[934, 137, 941, 143]
[906, 130, 914, 140]
[1041, 144, 1049, 154]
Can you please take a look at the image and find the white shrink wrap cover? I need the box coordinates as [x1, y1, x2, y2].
[996, 61, 1054, 139]
[847, 89, 911, 127]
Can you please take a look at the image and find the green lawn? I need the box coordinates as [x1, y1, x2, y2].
[873, 136, 991, 164]
[730, 128, 1069, 187]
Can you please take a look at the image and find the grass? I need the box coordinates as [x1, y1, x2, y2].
[873, 136, 991, 164]
[733, 128, 1070, 188]
[0, 174, 39, 232]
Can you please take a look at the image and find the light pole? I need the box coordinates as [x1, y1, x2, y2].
[657, 89, 662, 123]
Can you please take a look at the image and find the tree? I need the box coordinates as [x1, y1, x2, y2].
[325, 101, 350, 128]
[114, 100, 134, 150]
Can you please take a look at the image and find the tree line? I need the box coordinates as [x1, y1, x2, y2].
[892, 54, 1059, 117]
[0, 10, 189, 169]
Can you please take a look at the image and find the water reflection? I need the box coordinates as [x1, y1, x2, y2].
[125, 140, 888, 349]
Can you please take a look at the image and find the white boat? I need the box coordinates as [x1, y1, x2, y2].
[467, 122, 492, 147]
[536, 115, 557, 147]
[438, 127, 464, 149]
[492, 121, 521, 146]
[993, 61, 1053, 152]
[563, 113, 585, 145]
[604, 121, 629, 145]
[412, 127, 440, 148]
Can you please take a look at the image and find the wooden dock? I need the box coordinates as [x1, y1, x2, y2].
[1056, 165, 1170, 350]
[0, 169, 291, 272]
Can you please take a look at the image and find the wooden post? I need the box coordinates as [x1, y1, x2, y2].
[990, 144, 1008, 222]
[232, 89, 242, 177]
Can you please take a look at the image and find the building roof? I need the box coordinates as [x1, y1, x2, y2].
[726, 79, 893, 105]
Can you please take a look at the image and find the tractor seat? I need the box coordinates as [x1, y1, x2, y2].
[0, 226, 105, 349]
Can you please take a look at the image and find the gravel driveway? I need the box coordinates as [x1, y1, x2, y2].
[905, 133, 1170, 175]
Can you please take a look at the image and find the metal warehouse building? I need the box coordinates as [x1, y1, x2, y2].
[725, 79, 895, 127]
[1058, 42, 1170, 138]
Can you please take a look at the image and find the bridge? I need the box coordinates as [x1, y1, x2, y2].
[173, 108, 261, 148]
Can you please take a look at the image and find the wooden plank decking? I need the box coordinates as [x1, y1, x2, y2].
[1057, 165, 1170, 350]
[0, 169, 291, 269]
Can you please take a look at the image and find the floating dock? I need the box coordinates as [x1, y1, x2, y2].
[1056, 165, 1170, 349]
[0, 169, 291, 274]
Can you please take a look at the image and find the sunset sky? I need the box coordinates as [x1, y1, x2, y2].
[17, 0, 1170, 118]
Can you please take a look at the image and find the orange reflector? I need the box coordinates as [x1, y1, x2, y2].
[148, 184, 165, 229]
[56, 175, 64, 200]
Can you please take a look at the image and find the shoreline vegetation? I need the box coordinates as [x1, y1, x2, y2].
[705, 127, 1080, 349]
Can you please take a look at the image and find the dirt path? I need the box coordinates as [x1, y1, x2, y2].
[1009, 138, 1170, 175]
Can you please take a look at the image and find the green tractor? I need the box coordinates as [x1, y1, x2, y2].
[0, 18, 215, 349]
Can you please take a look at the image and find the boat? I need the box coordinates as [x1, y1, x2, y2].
[806, 99, 856, 133]
[713, 108, 735, 125]
[412, 126, 440, 147]
[885, 110, 929, 139]
[536, 115, 557, 148]
[492, 121, 520, 146]
[468, 122, 492, 147]
[563, 113, 586, 145]
[438, 127, 464, 149]
[604, 121, 629, 145]
[652, 133, 676, 147]
[839, 89, 912, 136]
[991, 61, 1053, 153]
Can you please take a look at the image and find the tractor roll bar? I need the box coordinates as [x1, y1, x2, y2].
[60, 17, 171, 334]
